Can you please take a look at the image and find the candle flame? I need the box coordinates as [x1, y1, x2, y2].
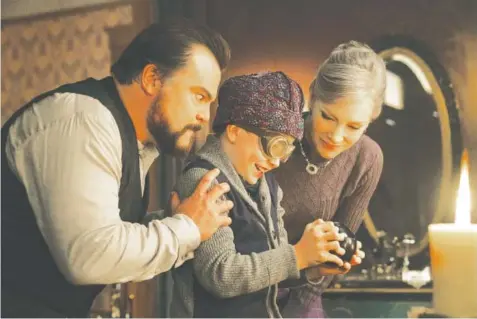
[455, 149, 471, 225]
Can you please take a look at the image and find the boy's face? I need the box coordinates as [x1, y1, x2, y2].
[227, 125, 294, 185]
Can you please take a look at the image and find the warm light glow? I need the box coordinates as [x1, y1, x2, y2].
[392, 53, 433, 94]
[455, 149, 471, 225]
[385, 70, 404, 110]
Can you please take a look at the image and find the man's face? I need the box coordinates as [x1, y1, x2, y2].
[147, 44, 222, 156]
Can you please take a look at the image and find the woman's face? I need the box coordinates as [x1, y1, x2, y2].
[310, 97, 373, 159]
[225, 125, 295, 185]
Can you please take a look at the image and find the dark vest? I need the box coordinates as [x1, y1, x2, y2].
[184, 158, 280, 318]
[1, 77, 148, 317]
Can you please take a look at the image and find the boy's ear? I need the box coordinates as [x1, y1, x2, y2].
[225, 124, 240, 144]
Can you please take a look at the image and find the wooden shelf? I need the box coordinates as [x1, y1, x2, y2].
[325, 287, 432, 294]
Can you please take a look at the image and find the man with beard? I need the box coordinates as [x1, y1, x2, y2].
[1, 19, 233, 317]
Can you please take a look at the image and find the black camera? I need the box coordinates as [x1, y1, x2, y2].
[324, 222, 357, 268]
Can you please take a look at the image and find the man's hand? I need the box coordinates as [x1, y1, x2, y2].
[293, 219, 346, 270]
[169, 168, 234, 242]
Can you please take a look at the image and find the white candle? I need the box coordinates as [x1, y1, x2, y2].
[428, 223, 477, 318]
[428, 150, 477, 318]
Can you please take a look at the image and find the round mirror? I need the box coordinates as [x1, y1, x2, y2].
[357, 37, 463, 264]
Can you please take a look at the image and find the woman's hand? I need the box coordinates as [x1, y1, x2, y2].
[318, 262, 352, 275]
[305, 261, 351, 279]
[350, 240, 365, 266]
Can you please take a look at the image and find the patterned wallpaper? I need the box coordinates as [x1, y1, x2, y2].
[1, 4, 135, 124]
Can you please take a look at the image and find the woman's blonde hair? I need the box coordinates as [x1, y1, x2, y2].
[309, 41, 387, 120]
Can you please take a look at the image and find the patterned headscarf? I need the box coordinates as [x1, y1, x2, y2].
[213, 71, 305, 139]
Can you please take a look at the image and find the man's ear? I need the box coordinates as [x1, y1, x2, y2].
[141, 64, 161, 96]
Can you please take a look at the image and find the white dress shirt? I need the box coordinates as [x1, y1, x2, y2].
[5, 92, 200, 285]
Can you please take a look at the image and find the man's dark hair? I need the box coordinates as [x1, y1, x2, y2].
[111, 18, 231, 84]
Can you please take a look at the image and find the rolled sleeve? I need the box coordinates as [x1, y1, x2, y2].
[5, 94, 194, 285]
[161, 214, 201, 267]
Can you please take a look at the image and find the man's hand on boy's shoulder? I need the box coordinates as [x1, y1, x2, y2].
[169, 168, 234, 242]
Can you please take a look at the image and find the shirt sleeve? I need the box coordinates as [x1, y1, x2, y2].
[6, 106, 200, 285]
[143, 210, 198, 267]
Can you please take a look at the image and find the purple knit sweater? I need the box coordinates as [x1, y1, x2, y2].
[274, 134, 383, 318]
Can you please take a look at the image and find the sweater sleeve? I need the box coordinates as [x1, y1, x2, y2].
[174, 167, 301, 299]
[275, 186, 322, 288]
[334, 143, 383, 233]
[300, 145, 384, 297]
[279, 139, 384, 318]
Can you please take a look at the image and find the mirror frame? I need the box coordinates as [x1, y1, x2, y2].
[362, 36, 463, 256]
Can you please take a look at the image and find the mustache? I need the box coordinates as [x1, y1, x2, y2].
[176, 124, 202, 136]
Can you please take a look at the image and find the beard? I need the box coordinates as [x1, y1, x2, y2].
[146, 94, 202, 157]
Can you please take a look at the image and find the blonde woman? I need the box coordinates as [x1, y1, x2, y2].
[275, 41, 386, 318]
